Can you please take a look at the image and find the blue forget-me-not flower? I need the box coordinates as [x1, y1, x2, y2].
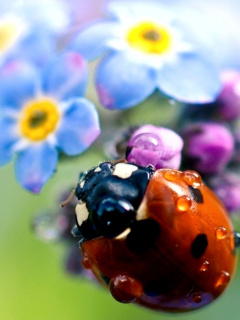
[0, 0, 70, 67]
[71, 0, 223, 110]
[0, 53, 100, 193]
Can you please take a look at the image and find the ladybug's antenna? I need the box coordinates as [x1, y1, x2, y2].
[60, 188, 76, 208]
[110, 158, 127, 165]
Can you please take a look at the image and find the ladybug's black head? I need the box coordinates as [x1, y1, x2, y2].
[73, 161, 154, 243]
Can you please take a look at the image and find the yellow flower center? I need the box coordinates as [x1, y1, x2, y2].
[126, 21, 171, 54]
[0, 19, 24, 53]
[20, 99, 60, 141]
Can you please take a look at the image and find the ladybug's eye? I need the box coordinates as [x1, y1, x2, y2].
[91, 196, 136, 238]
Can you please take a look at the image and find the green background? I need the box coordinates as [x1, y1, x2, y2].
[1, 151, 240, 320]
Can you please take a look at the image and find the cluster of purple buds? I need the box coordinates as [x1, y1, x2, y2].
[114, 116, 240, 214]
[178, 70, 240, 214]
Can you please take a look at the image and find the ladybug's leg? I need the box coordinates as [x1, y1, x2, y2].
[91, 196, 136, 238]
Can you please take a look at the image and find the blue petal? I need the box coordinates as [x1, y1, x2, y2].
[157, 53, 221, 103]
[10, 0, 69, 33]
[15, 143, 58, 193]
[42, 52, 88, 101]
[0, 61, 39, 109]
[9, 31, 55, 68]
[0, 117, 18, 166]
[107, 0, 174, 23]
[56, 98, 100, 156]
[70, 20, 121, 61]
[95, 52, 157, 109]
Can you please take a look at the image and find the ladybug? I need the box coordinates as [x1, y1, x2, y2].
[71, 160, 237, 313]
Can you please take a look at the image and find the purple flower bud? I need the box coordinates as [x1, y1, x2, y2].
[182, 122, 234, 174]
[65, 245, 85, 276]
[127, 125, 183, 169]
[232, 129, 240, 165]
[207, 172, 240, 214]
[217, 71, 240, 121]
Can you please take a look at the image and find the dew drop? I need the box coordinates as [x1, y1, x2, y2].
[181, 170, 202, 188]
[82, 257, 91, 269]
[215, 227, 228, 240]
[176, 196, 192, 212]
[200, 260, 209, 272]
[32, 213, 61, 241]
[215, 271, 230, 288]
[192, 293, 202, 303]
[163, 170, 179, 182]
[110, 274, 143, 303]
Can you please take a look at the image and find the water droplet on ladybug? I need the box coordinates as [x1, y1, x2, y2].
[181, 170, 202, 188]
[110, 274, 143, 303]
[215, 227, 228, 240]
[82, 257, 91, 269]
[192, 294, 202, 303]
[200, 260, 209, 272]
[176, 196, 192, 212]
[215, 271, 230, 288]
[163, 170, 179, 182]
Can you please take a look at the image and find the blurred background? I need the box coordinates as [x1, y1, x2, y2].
[1, 1, 240, 319]
[1, 150, 240, 320]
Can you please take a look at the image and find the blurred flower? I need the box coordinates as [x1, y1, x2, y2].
[216, 71, 240, 121]
[33, 189, 95, 278]
[71, 0, 222, 109]
[181, 122, 234, 174]
[127, 124, 183, 169]
[169, 0, 240, 71]
[232, 129, 240, 166]
[0, 53, 100, 193]
[0, 0, 70, 67]
[206, 172, 240, 214]
[179, 71, 240, 124]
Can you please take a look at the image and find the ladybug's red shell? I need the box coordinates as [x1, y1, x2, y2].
[80, 169, 237, 312]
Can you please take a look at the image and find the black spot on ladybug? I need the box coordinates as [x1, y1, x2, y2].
[126, 219, 160, 254]
[191, 234, 208, 259]
[144, 279, 170, 296]
[189, 186, 203, 203]
[100, 275, 110, 285]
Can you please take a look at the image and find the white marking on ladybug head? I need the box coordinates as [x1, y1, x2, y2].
[94, 167, 101, 172]
[113, 163, 138, 179]
[75, 202, 89, 226]
[80, 180, 85, 188]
